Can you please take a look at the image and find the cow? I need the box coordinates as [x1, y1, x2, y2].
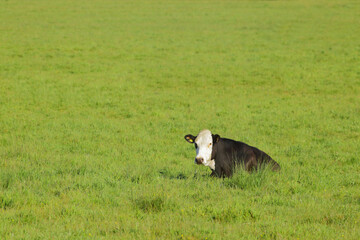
[184, 129, 280, 177]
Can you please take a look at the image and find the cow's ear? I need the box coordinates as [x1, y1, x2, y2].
[212, 134, 220, 144]
[184, 134, 196, 143]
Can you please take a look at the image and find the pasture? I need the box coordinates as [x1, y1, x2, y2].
[0, 0, 359, 239]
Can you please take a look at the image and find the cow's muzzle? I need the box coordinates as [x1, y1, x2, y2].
[195, 157, 204, 164]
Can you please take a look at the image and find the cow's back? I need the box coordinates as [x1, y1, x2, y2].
[212, 138, 280, 177]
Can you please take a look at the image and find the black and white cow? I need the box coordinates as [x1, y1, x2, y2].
[184, 129, 280, 177]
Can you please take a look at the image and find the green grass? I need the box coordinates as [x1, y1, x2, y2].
[1, 0, 359, 239]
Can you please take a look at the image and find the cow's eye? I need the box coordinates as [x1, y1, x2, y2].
[208, 143, 212, 147]
[194, 143, 198, 149]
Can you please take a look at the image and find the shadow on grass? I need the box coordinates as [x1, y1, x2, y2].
[211, 207, 256, 223]
[0, 195, 14, 210]
[158, 168, 187, 180]
[133, 195, 165, 213]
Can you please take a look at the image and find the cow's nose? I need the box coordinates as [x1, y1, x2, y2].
[195, 157, 204, 164]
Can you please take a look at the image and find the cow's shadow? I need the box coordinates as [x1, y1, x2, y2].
[159, 168, 214, 180]
[158, 169, 188, 180]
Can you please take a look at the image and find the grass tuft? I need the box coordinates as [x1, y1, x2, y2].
[133, 195, 166, 213]
[223, 165, 274, 190]
[0, 195, 14, 210]
[211, 207, 256, 223]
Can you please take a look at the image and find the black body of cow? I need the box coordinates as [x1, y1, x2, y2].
[210, 136, 280, 177]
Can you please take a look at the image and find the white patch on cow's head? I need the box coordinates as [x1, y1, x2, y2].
[194, 129, 214, 169]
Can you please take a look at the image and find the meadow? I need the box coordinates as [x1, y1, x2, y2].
[0, 0, 359, 239]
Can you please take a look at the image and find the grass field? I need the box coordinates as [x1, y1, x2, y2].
[1, 0, 360, 239]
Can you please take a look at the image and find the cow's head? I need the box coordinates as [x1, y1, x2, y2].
[184, 129, 220, 170]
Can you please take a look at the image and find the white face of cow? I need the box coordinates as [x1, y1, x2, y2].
[184, 129, 215, 170]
